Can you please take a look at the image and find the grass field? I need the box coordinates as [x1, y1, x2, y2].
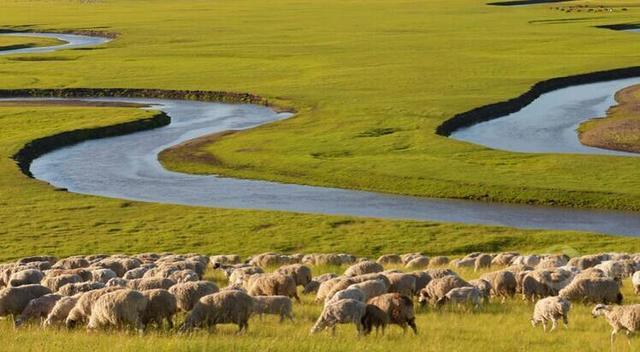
[2, 263, 639, 352]
[0, 36, 64, 51]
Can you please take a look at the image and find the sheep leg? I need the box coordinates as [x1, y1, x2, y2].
[562, 315, 568, 329]
[541, 320, 547, 332]
[167, 316, 174, 330]
[549, 318, 557, 332]
[610, 329, 617, 347]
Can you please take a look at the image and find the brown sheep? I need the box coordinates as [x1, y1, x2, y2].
[276, 264, 312, 287]
[362, 304, 388, 335]
[180, 290, 254, 333]
[169, 281, 219, 311]
[368, 293, 417, 334]
[87, 289, 148, 331]
[127, 277, 175, 291]
[0, 284, 52, 317]
[141, 289, 177, 329]
[14, 293, 61, 327]
[246, 273, 299, 302]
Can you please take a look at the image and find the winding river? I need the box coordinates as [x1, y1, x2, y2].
[3, 32, 640, 236]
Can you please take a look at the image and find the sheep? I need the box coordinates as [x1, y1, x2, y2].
[17, 256, 57, 266]
[14, 293, 62, 327]
[530, 296, 570, 332]
[9, 269, 44, 287]
[168, 269, 199, 283]
[491, 252, 519, 267]
[228, 266, 264, 285]
[474, 254, 493, 271]
[303, 273, 337, 295]
[92, 258, 128, 277]
[385, 273, 416, 296]
[168, 280, 219, 311]
[405, 256, 430, 269]
[592, 304, 640, 345]
[180, 290, 254, 333]
[454, 257, 476, 268]
[276, 264, 312, 287]
[45, 268, 92, 282]
[377, 254, 402, 265]
[536, 255, 569, 269]
[326, 287, 367, 304]
[106, 278, 129, 287]
[512, 255, 541, 268]
[246, 273, 299, 302]
[362, 303, 388, 335]
[87, 289, 148, 331]
[344, 261, 383, 277]
[91, 269, 117, 284]
[41, 274, 83, 292]
[521, 269, 574, 301]
[429, 256, 450, 267]
[65, 286, 123, 327]
[632, 271, 640, 295]
[310, 298, 367, 335]
[348, 279, 388, 300]
[209, 255, 241, 266]
[127, 277, 175, 291]
[58, 281, 105, 296]
[141, 289, 177, 329]
[469, 279, 492, 302]
[43, 295, 80, 327]
[0, 284, 52, 317]
[252, 295, 294, 322]
[419, 275, 470, 306]
[436, 287, 482, 309]
[481, 270, 517, 301]
[248, 253, 293, 268]
[123, 267, 150, 280]
[52, 257, 90, 270]
[368, 293, 417, 334]
[559, 277, 622, 304]
[401, 253, 424, 265]
[569, 254, 604, 270]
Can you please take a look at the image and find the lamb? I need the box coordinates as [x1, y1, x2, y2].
[344, 261, 384, 277]
[9, 269, 44, 287]
[326, 287, 367, 304]
[385, 273, 416, 296]
[58, 281, 105, 296]
[168, 280, 219, 311]
[530, 296, 570, 332]
[127, 277, 175, 291]
[87, 289, 148, 331]
[41, 274, 83, 292]
[180, 290, 254, 333]
[418, 275, 470, 306]
[632, 271, 640, 295]
[14, 293, 62, 327]
[348, 279, 388, 300]
[592, 304, 640, 345]
[43, 295, 80, 327]
[65, 286, 123, 327]
[0, 284, 52, 317]
[141, 289, 177, 329]
[361, 304, 388, 335]
[558, 277, 622, 304]
[310, 298, 367, 335]
[276, 264, 312, 287]
[252, 295, 294, 322]
[246, 273, 299, 302]
[368, 293, 417, 334]
[436, 287, 482, 309]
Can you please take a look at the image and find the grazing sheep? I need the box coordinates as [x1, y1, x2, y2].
[127, 277, 175, 291]
[310, 298, 367, 335]
[632, 271, 640, 295]
[592, 304, 640, 345]
[436, 287, 482, 309]
[87, 289, 148, 331]
[385, 273, 417, 296]
[327, 287, 367, 303]
[246, 273, 299, 302]
[168, 269, 199, 283]
[227, 266, 264, 285]
[569, 254, 604, 270]
[377, 254, 402, 265]
[65, 286, 123, 327]
[106, 278, 129, 287]
[14, 293, 61, 327]
[0, 284, 52, 317]
[180, 290, 254, 333]
[92, 259, 127, 278]
[536, 255, 569, 269]
[276, 264, 312, 287]
[252, 295, 294, 322]
[91, 269, 117, 284]
[405, 256, 430, 269]
[401, 253, 424, 265]
[344, 261, 384, 277]
[530, 296, 570, 332]
[512, 255, 541, 268]
[141, 289, 177, 329]
[492, 252, 519, 267]
[58, 281, 105, 296]
[348, 279, 388, 300]
[469, 279, 492, 302]
[41, 274, 83, 292]
[559, 277, 622, 304]
[481, 270, 517, 301]
[429, 256, 450, 267]
[419, 275, 470, 306]
[17, 256, 57, 266]
[362, 303, 388, 335]
[248, 253, 293, 268]
[52, 257, 90, 270]
[474, 254, 493, 271]
[368, 293, 417, 334]
[210, 255, 241, 266]
[9, 269, 44, 287]
[454, 257, 476, 268]
[43, 295, 80, 327]
[45, 268, 92, 282]
[302, 273, 337, 295]
[169, 281, 219, 311]
[123, 267, 150, 280]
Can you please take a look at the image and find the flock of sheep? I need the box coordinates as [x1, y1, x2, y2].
[1, 251, 640, 344]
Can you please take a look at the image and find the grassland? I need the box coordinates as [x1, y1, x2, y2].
[580, 84, 640, 153]
[2, 263, 640, 352]
[0, 36, 64, 51]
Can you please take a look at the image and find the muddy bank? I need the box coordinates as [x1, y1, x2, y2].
[487, 0, 571, 6]
[436, 66, 640, 136]
[0, 28, 119, 39]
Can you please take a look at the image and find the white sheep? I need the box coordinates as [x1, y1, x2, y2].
[530, 296, 570, 332]
[252, 295, 294, 322]
[592, 304, 640, 345]
[310, 298, 367, 335]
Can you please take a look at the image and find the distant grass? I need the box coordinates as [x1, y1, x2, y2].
[0, 36, 64, 51]
[3, 263, 640, 352]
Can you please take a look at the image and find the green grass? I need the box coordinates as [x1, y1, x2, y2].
[0, 36, 64, 51]
[4, 264, 640, 352]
